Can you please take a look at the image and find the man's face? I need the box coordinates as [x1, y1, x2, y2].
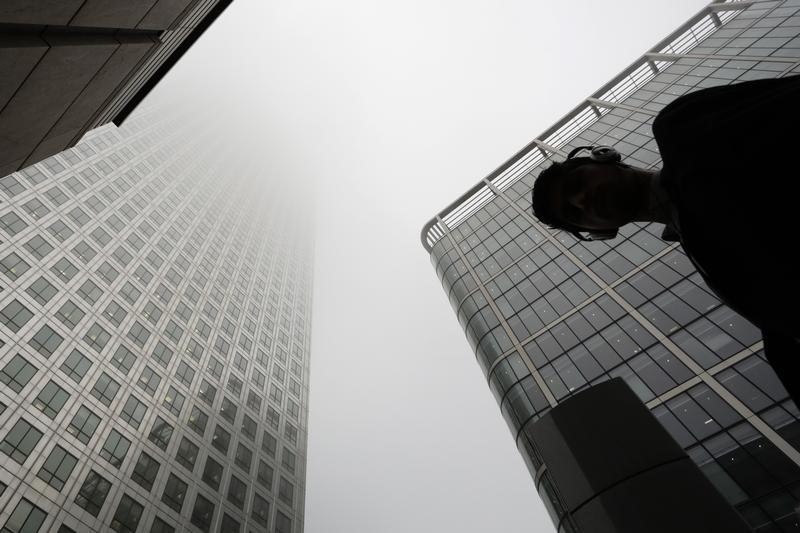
[552, 162, 641, 231]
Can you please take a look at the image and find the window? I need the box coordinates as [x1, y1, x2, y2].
[45, 186, 68, 205]
[220, 514, 241, 533]
[22, 198, 50, 218]
[257, 460, 274, 490]
[149, 517, 175, 533]
[227, 475, 247, 509]
[97, 262, 119, 284]
[85, 195, 106, 214]
[190, 493, 215, 533]
[161, 473, 188, 513]
[246, 391, 262, 414]
[120, 395, 146, 429]
[174, 361, 194, 386]
[34, 381, 69, 418]
[64, 176, 85, 195]
[103, 301, 128, 327]
[175, 437, 199, 472]
[207, 357, 223, 379]
[186, 338, 203, 361]
[0, 211, 27, 236]
[148, 417, 174, 450]
[110, 494, 143, 533]
[1, 499, 46, 533]
[51, 257, 78, 282]
[127, 321, 151, 348]
[201, 456, 223, 491]
[174, 301, 192, 323]
[24, 235, 54, 259]
[1, 252, 30, 280]
[1, 355, 37, 393]
[111, 345, 137, 375]
[187, 406, 208, 436]
[227, 375, 243, 397]
[212, 425, 231, 454]
[137, 366, 161, 396]
[75, 470, 112, 516]
[67, 406, 100, 444]
[220, 398, 237, 423]
[131, 451, 160, 491]
[56, 300, 85, 329]
[266, 406, 280, 430]
[163, 320, 183, 344]
[68, 206, 90, 226]
[106, 214, 125, 233]
[100, 429, 130, 468]
[28, 324, 64, 358]
[72, 240, 97, 263]
[198, 380, 216, 405]
[242, 414, 257, 441]
[235, 443, 253, 472]
[37, 445, 78, 490]
[78, 280, 103, 304]
[90, 373, 120, 406]
[119, 282, 141, 305]
[142, 301, 162, 325]
[1, 300, 34, 332]
[133, 265, 153, 286]
[90, 226, 112, 247]
[285, 422, 298, 445]
[112, 246, 133, 267]
[279, 477, 294, 506]
[163, 386, 185, 416]
[282, 448, 296, 473]
[262, 431, 277, 458]
[153, 341, 173, 368]
[60, 349, 91, 383]
[0, 175, 25, 196]
[276, 511, 292, 533]
[0, 419, 43, 464]
[252, 493, 271, 527]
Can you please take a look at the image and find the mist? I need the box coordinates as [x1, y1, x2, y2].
[143, 1, 709, 531]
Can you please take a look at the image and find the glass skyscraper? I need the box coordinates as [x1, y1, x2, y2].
[0, 109, 312, 532]
[422, 1, 800, 531]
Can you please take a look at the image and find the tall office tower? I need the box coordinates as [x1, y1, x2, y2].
[0, 0, 233, 175]
[0, 110, 312, 533]
[422, 1, 800, 531]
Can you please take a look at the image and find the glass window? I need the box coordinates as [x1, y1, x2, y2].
[56, 300, 85, 329]
[0, 211, 28, 236]
[24, 235, 54, 260]
[142, 301, 162, 325]
[152, 342, 173, 368]
[137, 366, 161, 396]
[212, 425, 231, 455]
[28, 324, 64, 358]
[34, 380, 69, 419]
[83, 323, 111, 352]
[1, 498, 46, 533]
[252, 493, 271, 527]
[227, 475, 247, 509]
[257, 460, 274, 490]
[190, 493, 214, 533]
[71, 240, 97, 263]
[75, 470, 111, 516]
[90, 227, 112, 248]
[1, 252, 30, 281]
[37, 444, 78, 490]
[149, 517, 175, 533]
[279, 477, 294, 506]
[111, 345, 136, 375]
[78, 280, 103, 305]
[1, 300, 34, 332]
[97, 262, 119, 285]
[220, 398, 237, 423]
[161, 473, 188, 513]
[51, 257, 78, 282]
[47, 219, 74, 242]
[22, 198, 49, 218]
[175, 437, 199, 472]
[276, 511, 292, 533]
[110, 494, 143, 533]
[147, 417, 174, 450]
[262, 431, 277, 458]
[282, 448, 296, 474]
[201, 456, 223, 491]
[1, 354, 37, 393]
[127, 321, 151, 348]
[119, 282, 141, 305]
[67, 406, 100, 444]
[235, 443, 253, 472]
[120, 395, 146, 429]
[131, 451, 160, 491]
[198, 380, 216, 406]
[90, 372, 120, 407]
[174, 361, 194, 386]
[220, 514, 241, 533]
[163, 386, 185, 416]
[60, 349, 91, 383]
[0, 418, 43, 464]
[100, 429, 130, 468]
[188, 406, 208, 436]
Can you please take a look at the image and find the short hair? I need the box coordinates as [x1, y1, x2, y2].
[531, 156, 594, 232]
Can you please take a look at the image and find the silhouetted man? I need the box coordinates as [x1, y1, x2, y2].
[531, 74, 800, 401]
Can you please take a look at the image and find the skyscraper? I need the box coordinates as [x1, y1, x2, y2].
[0, 0, 233, 175]
[0, 109, 312, 532]
[422, 1, 800, 531]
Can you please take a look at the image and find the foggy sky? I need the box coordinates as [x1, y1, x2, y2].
[148, 1, 709, 531]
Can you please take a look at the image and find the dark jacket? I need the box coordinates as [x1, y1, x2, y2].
[653, 74, 800, 400]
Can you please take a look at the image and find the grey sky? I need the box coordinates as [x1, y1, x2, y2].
[149, 1, 709, 531]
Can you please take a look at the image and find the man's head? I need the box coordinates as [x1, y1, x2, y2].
[531, 147, 651, 239]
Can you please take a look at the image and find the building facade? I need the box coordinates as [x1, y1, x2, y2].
[0, 0, 233, 176]
[0, 111, 312, 532]
[422, 1, 800, 531]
